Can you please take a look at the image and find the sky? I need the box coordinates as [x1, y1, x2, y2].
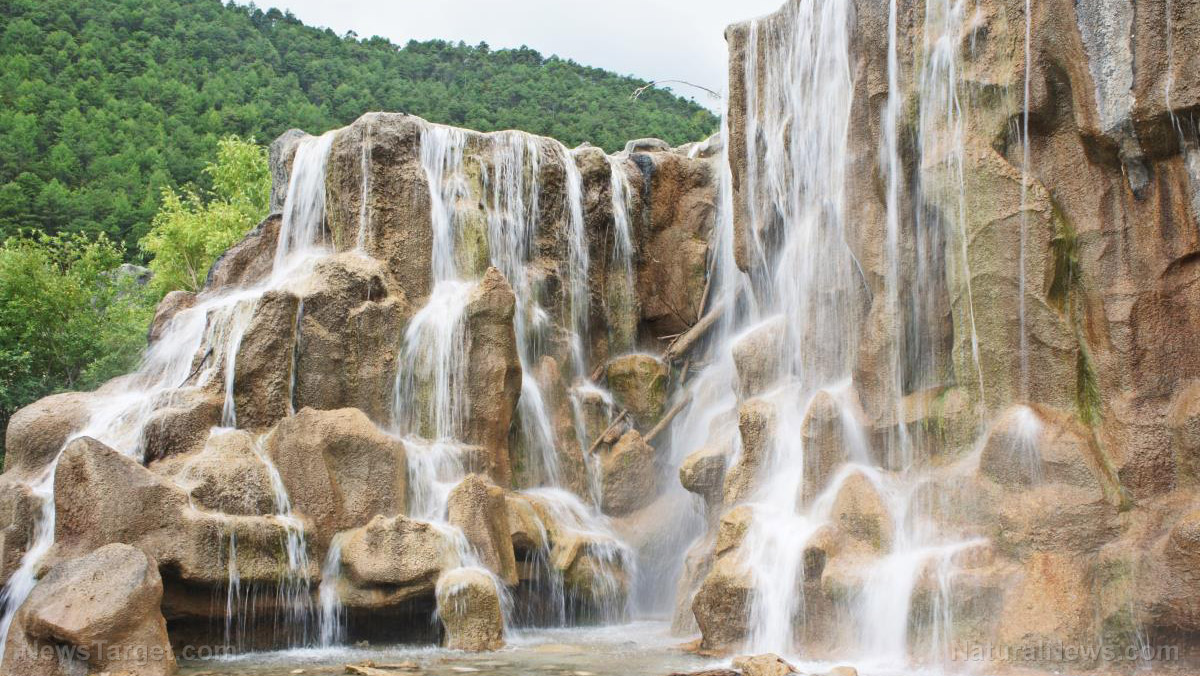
[265, 0, 787, 112]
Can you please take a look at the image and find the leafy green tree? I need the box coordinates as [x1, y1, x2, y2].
[0, 232, 154, 459]
[140, 135, 268, 295]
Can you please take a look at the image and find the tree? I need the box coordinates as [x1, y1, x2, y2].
[140, 134, 269, 295]
[0, 232, 154, 459]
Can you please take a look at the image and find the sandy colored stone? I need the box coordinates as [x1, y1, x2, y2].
[435, 567, 505, 651]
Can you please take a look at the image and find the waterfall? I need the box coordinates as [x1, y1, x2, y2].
[562, 144, 590, 380]
[605, 155, 638, 354]
[1018, 0, 1033, 400]
[917, 0, 984, 403]
[318, 533, 348, 647]
[0, 131, 341, 659]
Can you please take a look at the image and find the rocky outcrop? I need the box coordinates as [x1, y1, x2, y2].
[3, 392, 92, 475]
[339, 515, 454, 609]
[599, 430, 657, 516]
[462, 268, 521, 485]
[435, 567, 505, 651]
[447, 474, 518, 585]
[1, 544, 175, 676]
[268, 407, 407, 547]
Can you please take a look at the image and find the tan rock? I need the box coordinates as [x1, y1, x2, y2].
[0, 543, 175, 676]
[599, 429, 657, 516]
[829, 470, 893, 552]
[0, 475, 38, 584]
[140, 387, 223, 463]
[205, 214, 281, 292]
[448, 474, 518, 585]
[462, 267, 522, 485]
[268, 407, 407, 547]
[229, 289, 300, 430]
[165, 428, 275, 516]
[679, 442, 729, 511]
[716, 505, 754, 557]
[731, 653, 798, 676]
[340, 515, 453, 600]
[292, 253, 409, 424]
[723, 398, 776, 505]
[147, 289, 197, 344]
[692, 555, 752, 652]
[435, 567, 505, 651]
[732, 317, 785, 399]
[605, 354, 668, 430]
[3, 391, 92, 475]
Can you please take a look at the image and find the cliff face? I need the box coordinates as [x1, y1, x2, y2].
[1, 0, 1199, 672]
[682, 0, 1200, 667]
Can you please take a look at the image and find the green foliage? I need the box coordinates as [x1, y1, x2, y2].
[0, 0, 719, 251]
[0, 233, 154, 448]
[141, 135, 268, 294]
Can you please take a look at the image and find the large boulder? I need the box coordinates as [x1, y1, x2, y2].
[52, 436, 300, 587]
[462, 267, 522, 485]
[292, 253, 409, 423]
[229, 289, 300, 430]
[3, 392, 92, 475]
[0, 543, 175, 676]
[147, 290, 197, 344]
[732, 317, 785, 399]
[447, 474, 518, 585]
[605, 354, 668, 430]
[692, 555, 752, 652]
[339, 515, 454, 608]
[54, 437, 189, 562]
[599, 429, 657, 516]
[829, 470, 893, 552]
[679, 442, 729, 513]
[0, 475, 38, 584]
[268, 407, 407, 547]
[435, 567, 505, 651]
[633, 151, 716, 339]
[732, 654, 799, 676]
[157, 428, 275, 516]
[205, 214, 282, 292]
[140, 387, 223, 463]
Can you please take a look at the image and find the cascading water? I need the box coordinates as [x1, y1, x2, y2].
[0, 130, 342, 659]
[380, 121, 636, 643]
[917, 0, 984, 404]
[651, 0, 993, 665]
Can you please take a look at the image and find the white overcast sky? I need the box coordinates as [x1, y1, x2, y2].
[263, 0, 786, 112]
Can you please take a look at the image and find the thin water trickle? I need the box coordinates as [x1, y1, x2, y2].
[1018, 0, 1033, 401]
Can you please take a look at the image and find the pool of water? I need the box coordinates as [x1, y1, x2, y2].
[179, 622, 718, 676]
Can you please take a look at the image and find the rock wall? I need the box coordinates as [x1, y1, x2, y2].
[679, 0, 1200, 669]
[0, 0, 1197, 671]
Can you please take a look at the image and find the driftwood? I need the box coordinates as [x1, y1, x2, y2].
[644, 392, 692, 444]
[587, 409, 630, 455]
[664, 300, 726, 362]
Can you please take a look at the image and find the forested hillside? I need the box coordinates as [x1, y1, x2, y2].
[0, 0, 719, 250]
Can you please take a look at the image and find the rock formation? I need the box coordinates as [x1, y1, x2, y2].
[0, 0, 1198, 671]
